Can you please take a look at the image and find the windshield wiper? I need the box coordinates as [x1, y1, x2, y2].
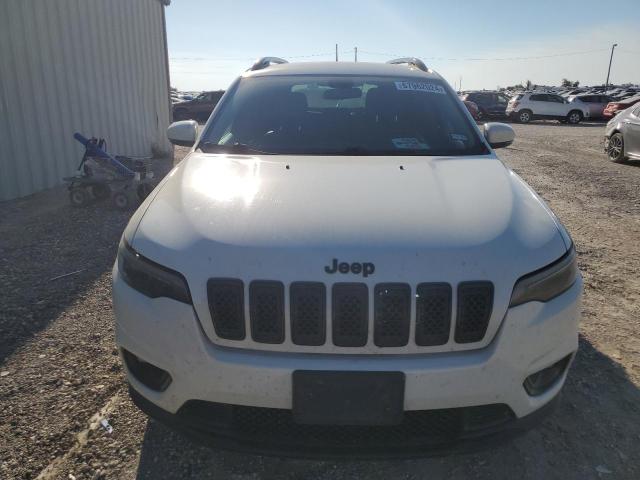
[199, 142, 273, 155]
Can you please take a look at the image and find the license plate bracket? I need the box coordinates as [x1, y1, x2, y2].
[292, 371, 405, 425]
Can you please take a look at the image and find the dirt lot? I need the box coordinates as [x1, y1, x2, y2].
[1, 123, 639, 480]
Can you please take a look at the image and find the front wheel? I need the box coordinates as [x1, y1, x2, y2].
[518, 110, 532, 123]
[112, 192, 131, 210]
[69, 188, 88, 207]
[567, 110, 583, 125]
[607, 133, 626, 163]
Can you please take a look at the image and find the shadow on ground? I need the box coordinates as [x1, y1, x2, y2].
[0, 158, 172, 363]
[134, 336, 640, 479]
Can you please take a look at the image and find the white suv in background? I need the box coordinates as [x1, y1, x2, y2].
[113, 57, 581, 457]
[507, 92, 590, 124]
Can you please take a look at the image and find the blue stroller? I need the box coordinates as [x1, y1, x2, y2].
[64, 133, 155, 209]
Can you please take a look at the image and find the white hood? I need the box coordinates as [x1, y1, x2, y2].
[129, 152, 568, 352]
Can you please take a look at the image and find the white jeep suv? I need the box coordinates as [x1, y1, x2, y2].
[113, 57, 581, 456]
[506, 92, 590, 124]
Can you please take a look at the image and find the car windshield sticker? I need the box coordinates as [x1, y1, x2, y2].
[449, 133, 468, 142]
[392, 138, 429, 150]
[394, 81, 446, 94]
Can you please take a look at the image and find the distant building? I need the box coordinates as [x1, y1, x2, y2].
[0, 0, 173, 201]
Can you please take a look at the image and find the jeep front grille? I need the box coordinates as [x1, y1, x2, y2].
[290, 282, 326, 346]
[415, 283, 452, 346]
[206, 279, 494, 349]
[249, 281, 285, 344]
[374, 283, 411, 347]
[332, 283, 369, 347]
[207, 279, 245, 340]
[455, 282, 494, 344]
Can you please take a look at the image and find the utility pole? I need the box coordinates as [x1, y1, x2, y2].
[605, 43, 618, 94]
[354, 47, 357, 62]
[459, 75, 462, 92]
[335, 44, 338, 62]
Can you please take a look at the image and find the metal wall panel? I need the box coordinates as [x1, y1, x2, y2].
[0, 0, 172, 201]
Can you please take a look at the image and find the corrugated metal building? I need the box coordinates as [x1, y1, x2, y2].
[0, 0, 172, 201]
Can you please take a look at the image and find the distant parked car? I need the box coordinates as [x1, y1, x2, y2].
[463, 100, 479, 120]
[604, 104, 640, 163]
[612, 90, 638, 100]
[172, 90, 225, 122]
[459, 91, 510, 120]
[561, 89, 584, 97]
[603, 94, 640, 119]
[506, 92, 589, 124]
[568, 94, 612, 119]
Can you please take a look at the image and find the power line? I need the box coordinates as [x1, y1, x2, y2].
[617, 48, 640, 55]
[358, 48, 611, 62]
[171, 50, 352, 63]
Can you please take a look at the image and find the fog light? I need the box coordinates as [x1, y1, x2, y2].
[524, 354, 572, 396]
[122, 349, 172, 392]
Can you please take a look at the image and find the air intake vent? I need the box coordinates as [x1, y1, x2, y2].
[455, 282, 493, 343]
[250, 281, 285, 344]
[415, 283, 451, 346]
[207, 279, 245, 340]
[332, 283, 368, 347]
[290, 282, 326, 346]
[374, 284, 410, 347]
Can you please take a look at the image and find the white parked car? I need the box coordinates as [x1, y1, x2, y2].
[506, 92, 590, 124]
[568, 93, 613, 119]
[113, 57, 581, 456]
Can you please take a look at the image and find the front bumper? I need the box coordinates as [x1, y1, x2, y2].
[113, 264, 581, 452]
[129, 384, 559, 458]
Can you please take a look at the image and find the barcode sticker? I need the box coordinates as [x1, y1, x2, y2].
[392, 138, 429, 149]
[394, 82, 446, 94]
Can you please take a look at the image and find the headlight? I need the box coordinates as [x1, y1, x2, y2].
[117, 239, 192, 304]
[509, 246, 578, 307]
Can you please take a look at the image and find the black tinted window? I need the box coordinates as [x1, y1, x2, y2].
[473, 93, 490, 105]
[200, 75, 487, 156]
[529, 94, 547, 101]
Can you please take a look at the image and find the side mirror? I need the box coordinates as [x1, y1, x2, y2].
[167, 120, 198, 147]
[483, 122, 515, 149]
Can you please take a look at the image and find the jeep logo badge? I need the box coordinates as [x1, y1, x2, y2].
[324, 258, 375, 277]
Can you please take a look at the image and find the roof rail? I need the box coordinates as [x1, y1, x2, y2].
[249, 57, 288, 71]
[387, 57, 428, 72]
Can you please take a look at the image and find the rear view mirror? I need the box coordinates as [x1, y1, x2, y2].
[167, 120, 198, 147]
[483, 122, 515, 149]
[323, 88, 362, 100]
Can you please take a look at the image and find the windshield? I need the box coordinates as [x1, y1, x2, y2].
[199, 75, 488, 156]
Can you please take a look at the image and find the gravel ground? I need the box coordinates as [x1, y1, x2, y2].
[1, 123, 639, 479]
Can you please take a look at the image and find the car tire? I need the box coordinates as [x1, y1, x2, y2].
[518, 110, 532, 123]
[567, 110, 583, 125]
[607, 133, 626, 163]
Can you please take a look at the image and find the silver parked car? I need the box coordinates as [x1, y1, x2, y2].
[604, 104, 640, 163]
[568, 94, 612, 119]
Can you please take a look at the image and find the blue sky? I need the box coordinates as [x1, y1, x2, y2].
[166, 0, 640, 91]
